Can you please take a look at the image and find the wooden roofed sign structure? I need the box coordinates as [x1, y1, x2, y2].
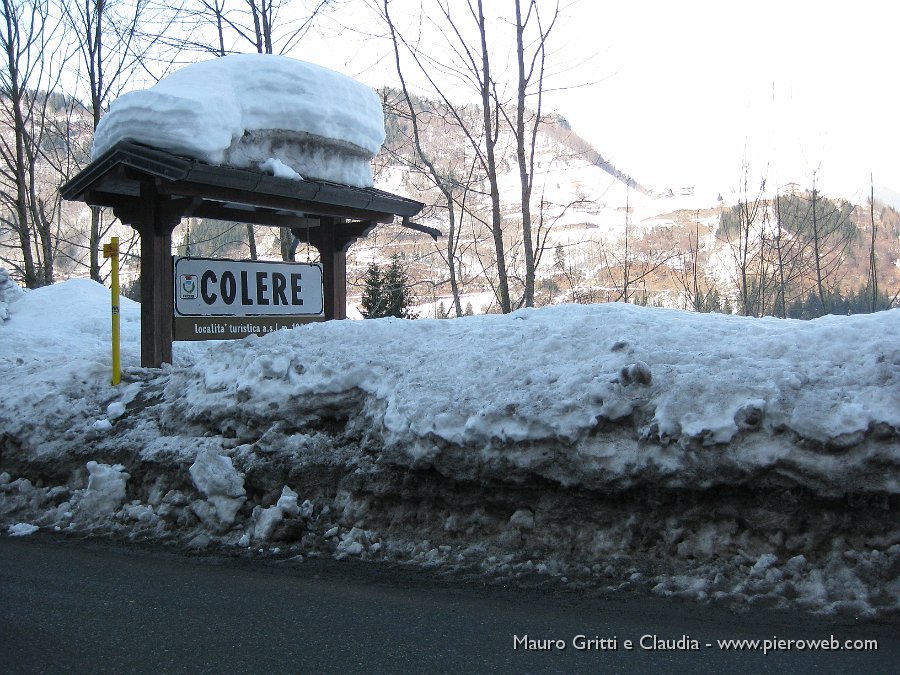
[61, 141, 430, 368]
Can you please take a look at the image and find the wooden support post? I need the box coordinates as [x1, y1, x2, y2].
[332, 249, 347, 320]
[114, 183, 184, 368]
[307, 218, 377, 320]
[309, 217, 346, 320]
[138, 221, 174, 367]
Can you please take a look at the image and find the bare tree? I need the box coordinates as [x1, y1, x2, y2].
[380, 0, 514, 312]
[176, 0, 336, 57]
[598, 189, 678, 306]
[60, 0, 179, 282]
[734, 171, 766, 315]
[386, 0, 505, 316]
[0, 0, 69, 287]
[802, 173, 857, 314]
[674, 220, 723, 313]
[508, 0, 557, 307]
[867, 174, 878, 312]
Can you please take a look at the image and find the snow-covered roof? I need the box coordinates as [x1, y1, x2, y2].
[92, 54, 386, 188]
[63, 141, 424, 226]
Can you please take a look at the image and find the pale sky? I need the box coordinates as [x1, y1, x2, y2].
[298, 0, 898, 201]
[551, 0, 900, 199]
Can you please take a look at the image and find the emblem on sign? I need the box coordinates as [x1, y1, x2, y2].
[179, 274, 198, 300]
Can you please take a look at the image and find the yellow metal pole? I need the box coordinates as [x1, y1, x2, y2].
[104, 237, 121, 386]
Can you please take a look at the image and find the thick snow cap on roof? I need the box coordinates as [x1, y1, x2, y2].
[91, 54, 386, 188]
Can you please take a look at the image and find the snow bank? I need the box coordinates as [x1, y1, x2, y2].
[166, 304, 899, 493]
[1, 278, 899, 616]
[92, 54, 385, 188]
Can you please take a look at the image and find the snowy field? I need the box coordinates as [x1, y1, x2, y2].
[1, 270, 899, 617]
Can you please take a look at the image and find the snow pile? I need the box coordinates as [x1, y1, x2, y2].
[259, 157, 302, 181]
[1, 278, 899, 616]
[92, 54, 385, 188]
[165, 305, 899, 494]
[0, 268, 23, 322]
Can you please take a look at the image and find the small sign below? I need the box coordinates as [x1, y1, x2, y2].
[173, 315, 325, 341]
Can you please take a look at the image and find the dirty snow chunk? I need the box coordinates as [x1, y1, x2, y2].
[620, 361, 652, 385]
[0, 267, 23, 301]
[252, 487, 299, 541]
[238, 533, 250, 548]
[276, 486, 300, 517]
[0, 268, 23, 322]
[189, 449, 245, 499]
[750, 553, 779, 577]
[107, 401, 126, 419]
[80, 461, 130, 516]
[188, 451, 246, 531]
[91, 54, 385, 188]
[323, 526, 339, 538]
[190, 496, 244, 533]
[508, 509, 535, 530]
[8, 523, 39, 537]
[254, 505, 283, 542]
[260, 158, 302, 180]
[339, 541, 364, 556]
[188, 533, 210, 550]
[121, 503, 156, 523]
[336, 527, 372, 557]
[91, 418, 113, 432]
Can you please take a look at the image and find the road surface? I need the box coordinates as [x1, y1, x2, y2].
[1, 534, 896, 673]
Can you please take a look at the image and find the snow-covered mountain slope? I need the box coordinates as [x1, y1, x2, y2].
[2, 275, 899, 616]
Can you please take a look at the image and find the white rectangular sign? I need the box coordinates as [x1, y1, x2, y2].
[174, 257, 323, 317]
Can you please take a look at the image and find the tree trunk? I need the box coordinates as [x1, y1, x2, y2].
[477, 0, 510, 313]
[3, 0, 38, 287]
[811, 185, 827, 314]
[446, 207, 463, 316]
[775, 194, 787, 318]
[247, 223, 258, 260]
[868, 176, 877, 312]
[89, 206, 102, 281]
[514, 0, 535, 307]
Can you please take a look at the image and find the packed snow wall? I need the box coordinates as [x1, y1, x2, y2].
[1, 279, 899, 616]
[92, 54, 385, 188]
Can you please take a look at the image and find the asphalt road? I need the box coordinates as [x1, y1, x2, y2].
[1, 534, 897, 674]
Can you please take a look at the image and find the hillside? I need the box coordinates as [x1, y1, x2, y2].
[354, 92, 900, 318]
[3, 84, 898, 320]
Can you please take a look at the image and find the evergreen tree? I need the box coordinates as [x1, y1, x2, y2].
[361, 255, 417, 319]
[383, 254, 418, 318]
[360, 262, 385, 318]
